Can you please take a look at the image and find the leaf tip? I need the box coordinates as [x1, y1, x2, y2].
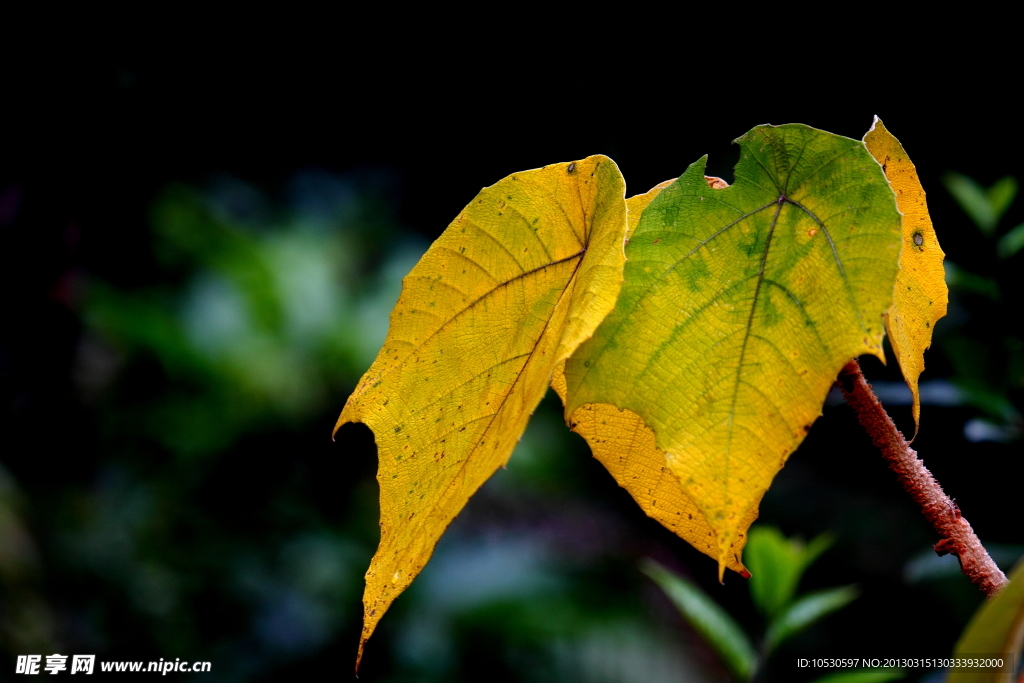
[354, 639, 366, 676]
[333, 401, 360, 440]
[332, 416, 346, 441]
[908, 399, 921, 443]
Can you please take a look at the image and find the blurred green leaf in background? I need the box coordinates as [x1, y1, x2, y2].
[644, 526, 886, 683]
[937, 172, 1024, 444]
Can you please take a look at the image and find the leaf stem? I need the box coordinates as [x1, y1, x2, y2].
[837, 359, 1008, 597]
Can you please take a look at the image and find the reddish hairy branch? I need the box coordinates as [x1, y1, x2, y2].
[837, 359, 1008, 598]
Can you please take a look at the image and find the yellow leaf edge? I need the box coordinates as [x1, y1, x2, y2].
[864, 116, 948, 435]
[553, 362, 754, 578]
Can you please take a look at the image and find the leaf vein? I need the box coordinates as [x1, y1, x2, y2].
[784, 198, 867, 334]
[727, 200, 784, 483]
[381, 252, 584, 381]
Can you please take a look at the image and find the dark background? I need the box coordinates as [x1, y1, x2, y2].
[3, 45, 1021, 681]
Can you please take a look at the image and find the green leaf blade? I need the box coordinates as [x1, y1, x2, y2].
[642, 560, 756, 681]
[987, 176, 1017, 224]
[762, 585, 858, 655]
[809, 668, 905, 683]
[746, 526, 803, 616]
[944, 172, 997, 235]
[746, 526, 833, 617]
[566, 124, 902, 571]
[945, 262, 1001, 300]
[997, 223, 1024, 259]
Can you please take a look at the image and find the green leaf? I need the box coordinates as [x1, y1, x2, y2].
[987, 176, 1018, 224]
[566, 124, 901, 575]
[804, 533, 833, 568]
[746, 526, 802, 616]
[808, 668, 905, 683]
[944, 172, 998, 235]
[550, 182, 754, 578]
[746, 526, 833, 617]
[945, 262, 1001, 300]
[997, 222, 1024, 259]
[950, 560, 1024, 683]
[641, 559, 756, 681]
[762, 585, 858, 655]
[941, 173, 1016, 237]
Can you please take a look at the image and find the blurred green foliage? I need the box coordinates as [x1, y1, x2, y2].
[942, 174, 1016, 238]
[84, 175, 418, 455]
[940, 173, 1024, 442]
[644, 527, 898, 683]
[2, 170, 429, 678]
[82, 174, 407, 670]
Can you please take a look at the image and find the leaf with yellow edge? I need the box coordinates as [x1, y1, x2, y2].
[335, 155, 628, 666]
[551, 180, 753, 577]
[552, 363, 755, 576]
[564, 124, 902, 579]
[864, 117, 948, 434]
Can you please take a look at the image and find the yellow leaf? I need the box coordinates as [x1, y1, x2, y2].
[864, 117, 948, 434]
[553, 181, 753, 577]
[335, 156, 628, 665]
[564, 125, 902, 578]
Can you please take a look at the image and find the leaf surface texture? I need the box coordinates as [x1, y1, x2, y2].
[565, 125, 902, 575]
[864, 117, 948, 432]
[552, 181, 751, 575]
[336, 156, 628, 662]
